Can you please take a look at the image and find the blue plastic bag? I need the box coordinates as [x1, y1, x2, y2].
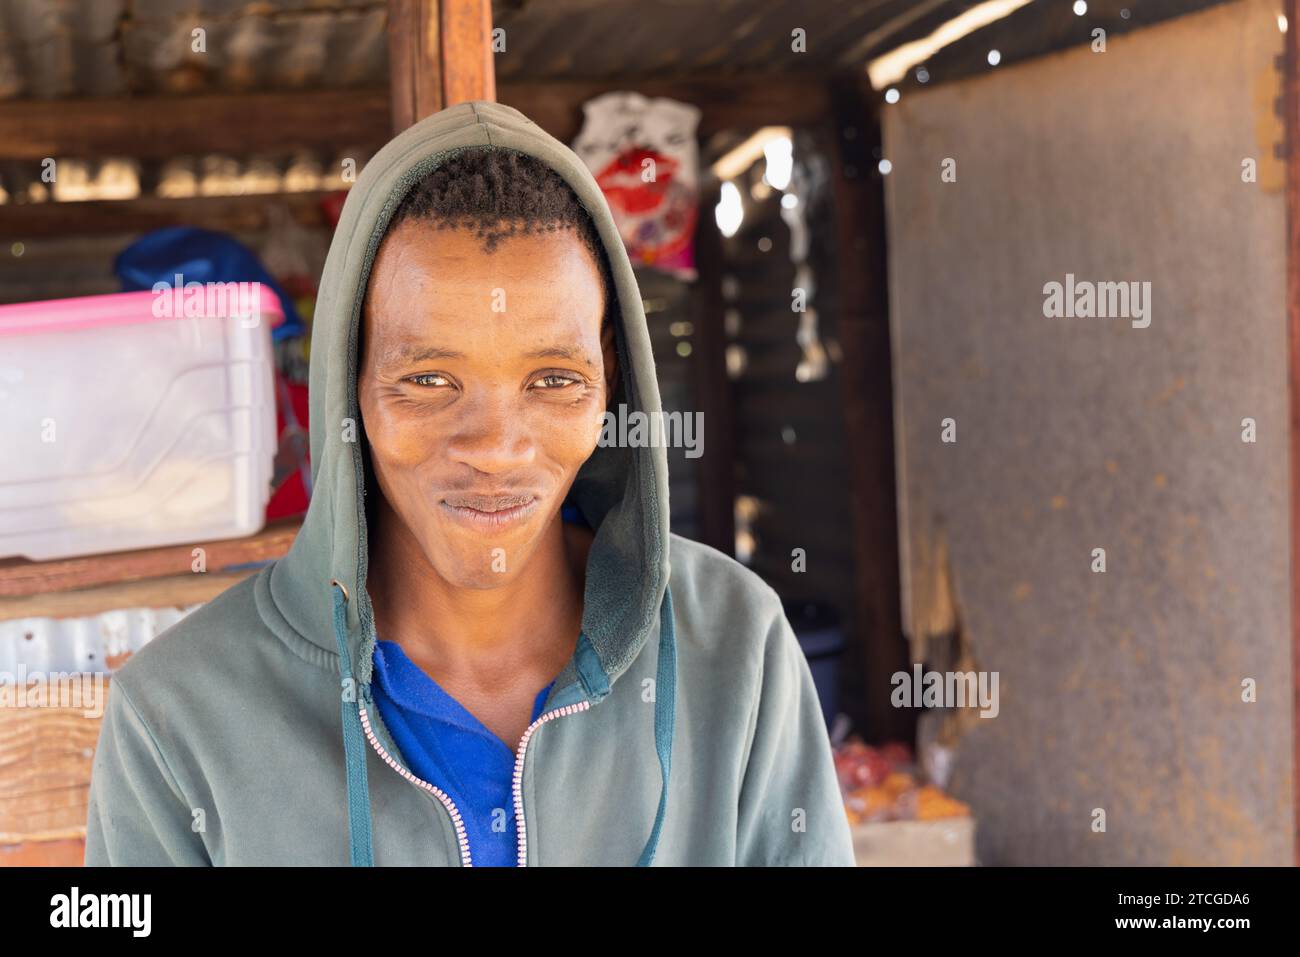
[114, 226, 305, 341]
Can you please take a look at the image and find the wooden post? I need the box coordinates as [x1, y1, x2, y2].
[826, 72, 913, 745]
[387, 0, 495, 132]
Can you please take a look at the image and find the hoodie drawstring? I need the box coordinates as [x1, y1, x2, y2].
[636, 584, 676, 866]
[331, 580, 677, 867]
[331, 580, 375, 866]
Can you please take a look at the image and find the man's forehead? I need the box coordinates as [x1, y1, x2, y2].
[360, 221, 608, 357]
[369, 334, 601, 369]
[371, 218, 598, 276]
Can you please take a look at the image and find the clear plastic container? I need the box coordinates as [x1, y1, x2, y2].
[0, 287, 283, 560]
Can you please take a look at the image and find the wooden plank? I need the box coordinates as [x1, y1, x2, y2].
[388, 0, 444, 130]
[0, 678, 106, 844]
[851, 817, 975, 867]
[0, 89, 392, 161]
[0, 191, 338, 240]
[0, 76, 829, 164]
[1284, 0, 1300, 869]
[0, 569, 254, 621]
[441, 0, 496, 109]
[0, 517, 300, 599]
[0, 838, 85, 866]
[826, 74, 912, 745]
[388, 0, 495, 131]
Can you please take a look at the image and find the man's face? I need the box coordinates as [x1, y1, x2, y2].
[359, 218, 616, 589]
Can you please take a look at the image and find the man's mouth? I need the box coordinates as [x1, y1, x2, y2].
[439, 492, 540, 530]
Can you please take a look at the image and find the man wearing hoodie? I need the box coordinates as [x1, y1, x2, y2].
[85, 101, 856, 867]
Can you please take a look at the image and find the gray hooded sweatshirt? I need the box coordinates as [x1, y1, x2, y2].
[84, 101, 856, 867]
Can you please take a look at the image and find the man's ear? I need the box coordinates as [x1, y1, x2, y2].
[601, 315, 620, 409]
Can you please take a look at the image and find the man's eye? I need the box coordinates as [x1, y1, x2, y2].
[533, 374, 580, 389]
[408, 373, 450, 388]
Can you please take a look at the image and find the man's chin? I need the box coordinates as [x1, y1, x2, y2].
[423, 533, 538, 589]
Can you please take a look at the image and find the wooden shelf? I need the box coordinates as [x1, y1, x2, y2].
[0, 570, 258, 622]
[0, 89, 392, 162]
[0, 517, 302, 601]
[0, 75, 830, 164]
[1, 191, 340, 239]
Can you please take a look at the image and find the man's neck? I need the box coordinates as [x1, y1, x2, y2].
[365, 499, 590, 693]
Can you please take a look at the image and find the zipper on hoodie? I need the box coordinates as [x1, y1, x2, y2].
[345, 580, 475, 867]
[357, 702, 475, 867]
[348, 580, 596, 867]
[510, 700, 591, 866]
[359, 687, 593, 867]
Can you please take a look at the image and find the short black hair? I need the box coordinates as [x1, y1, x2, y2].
[388, 147, 615, 329]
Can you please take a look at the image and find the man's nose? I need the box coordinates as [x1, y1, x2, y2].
[444, 392, 536, 475]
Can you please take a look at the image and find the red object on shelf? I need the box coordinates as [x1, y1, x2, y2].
[265, 375, 311, 521]
[321, 191, 349, 230]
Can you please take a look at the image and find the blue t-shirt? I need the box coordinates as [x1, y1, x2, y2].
[370, 638, 556, 866]
[372, 501, 585, 865]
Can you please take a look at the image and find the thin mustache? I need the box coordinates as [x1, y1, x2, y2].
[440, 491, 538, 512]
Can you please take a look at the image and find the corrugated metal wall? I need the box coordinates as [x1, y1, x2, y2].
[882, 0, 1293, 864]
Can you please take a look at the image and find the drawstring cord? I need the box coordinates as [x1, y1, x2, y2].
[636, 585, 676, 866]
[330, 578, 677, 867]
[331, 579, 375, 867]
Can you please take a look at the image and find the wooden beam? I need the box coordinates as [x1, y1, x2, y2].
[388, 0, 495, 132]
[0, 75, 830, 164]
[388, 0, 443, 129]
[0, 570, 257, 622]
[0, 89, 392, 162]
[0, 516, 300, 599]
[825, 73, 911, 745]
[0, 191, 338, 240]
[442, 0, 496, 109]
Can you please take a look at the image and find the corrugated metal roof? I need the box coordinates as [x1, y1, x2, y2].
[0, 0, 1236, 101]
[0, 0, 387, 99]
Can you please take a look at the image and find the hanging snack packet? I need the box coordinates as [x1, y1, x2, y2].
[572, 91, 701, 280]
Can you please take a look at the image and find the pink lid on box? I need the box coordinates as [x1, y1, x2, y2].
[0, 286, 286, 337]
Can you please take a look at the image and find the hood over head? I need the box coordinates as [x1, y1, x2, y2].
[258, 101, 676, 866]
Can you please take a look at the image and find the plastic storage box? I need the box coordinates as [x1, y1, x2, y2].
[0, 287, 283, 561]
